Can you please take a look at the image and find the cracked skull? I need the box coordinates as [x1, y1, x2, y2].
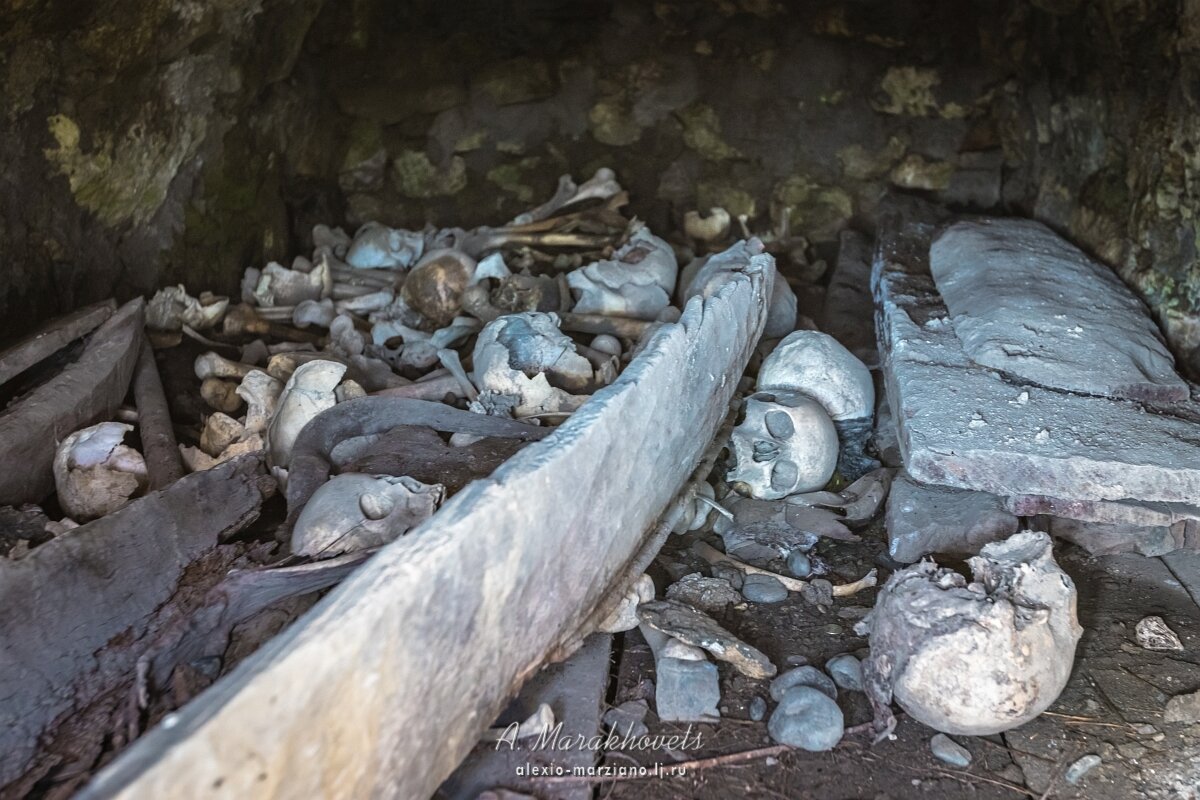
[856, 531, 1082, 736]
[728, 391, 838, 500]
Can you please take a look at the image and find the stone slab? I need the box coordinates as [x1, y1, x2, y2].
[1005, 495, 1200, 528]
[885, 471, 1019, 563]
[930, 219, 1187, 402]
[872, 195, 1200, 503]
[822, 229, 877, 368]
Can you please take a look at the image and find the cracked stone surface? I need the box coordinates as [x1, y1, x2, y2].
[930, 219, 1187, 403]
[873, 195, 1200, 504]
[886, 471, 1018, 563]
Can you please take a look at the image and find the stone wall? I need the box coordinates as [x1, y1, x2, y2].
[3, 0, 1199, 372]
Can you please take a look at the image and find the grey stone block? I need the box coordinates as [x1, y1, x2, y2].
[886, 472, 1019, 563]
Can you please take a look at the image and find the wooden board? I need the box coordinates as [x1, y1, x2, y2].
[0, 299, 115, 387]
[0, 298, 143, 505]
[0, 456, 269, 788]
[79, 249, 773, 799]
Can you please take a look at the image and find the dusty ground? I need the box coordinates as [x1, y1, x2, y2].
[442, 441, 1200, 800]
[525, 522, 1200, 800]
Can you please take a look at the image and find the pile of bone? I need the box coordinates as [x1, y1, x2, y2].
[108, 169, 788, 560]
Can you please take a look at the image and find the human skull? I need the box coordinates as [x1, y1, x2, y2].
[567, 227, 678, 320]
[472, 312, 593, 418]
[53, 422, 148, 519]
[758, 330, 873, 421]
[856, 531, 1082, 737]
[291, 473, 445, 557]
[728, 391, 838, 500]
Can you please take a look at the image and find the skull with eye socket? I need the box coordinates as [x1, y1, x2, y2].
[728, 390, 839, 500]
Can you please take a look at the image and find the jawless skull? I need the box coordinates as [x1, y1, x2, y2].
[728, 391, 838, 500]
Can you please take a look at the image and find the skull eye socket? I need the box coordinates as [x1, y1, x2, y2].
[764, 410, 795, 439]
[770, 459, 799, 491]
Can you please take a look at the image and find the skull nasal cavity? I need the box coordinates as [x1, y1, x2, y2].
[764, 410, 796, 439]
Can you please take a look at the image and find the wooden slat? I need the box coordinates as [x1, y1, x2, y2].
[0, 298, 143, 505]
[0, 299, 115, 387]
[80, 250, 773, 800]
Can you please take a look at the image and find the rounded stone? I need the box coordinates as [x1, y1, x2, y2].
[767, 686, 844, 751]
[930, 733, 972, 768]
[770, 665, 837, 701]
[787, 550, 812, 578]
[825, 654, 864, 692]
[741, 573, 788, 604]
[748, 695, 767, 721]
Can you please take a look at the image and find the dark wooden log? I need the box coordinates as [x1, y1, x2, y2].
[0, 298, 144, 505]
[0, 456, 270, 788]
[0, 299, 115, 387]
[340, 425, 530, 493]
[132, 337, 184, 490]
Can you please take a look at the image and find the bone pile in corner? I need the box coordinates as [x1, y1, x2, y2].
[872, 192, 1200, 562]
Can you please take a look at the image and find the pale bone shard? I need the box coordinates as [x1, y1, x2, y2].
[345, 221, 424, 269]
[886, 471, 1019, 563]
[566, 227, 678, 320]
[252, 258, 332, 307]
[53, 422, 148, 520]
[200, 378, 242, 413]
[312, 224, 351, 259]
[335, 380, 367, 403]
[509, 167, 623, 226]
[684, 207, 731, 242]
[728, 391, 838, 500]
[266, 360, 347, 468]
[596, 574, 655, 633]
[200, 413, 245, 457]
[293, 298, 337, 329]
[471, 312, 593, 418]
[929, 219, 1187, 403]
[194, 352, 254, 381]
[401, 249, 477, 326]
[857, 531, 1082, 737]
[290, 474, 444, 558]
[327, 314, 366, 358]
[874, 195, 1200, 503]
[335, 290, 395, 316]
[235, 371, 284, 436]
[638, 598, 776, 679]
[1134, 615, 1183, 651]
[180, 435, 264, 472]
[145, 286, 228, 332]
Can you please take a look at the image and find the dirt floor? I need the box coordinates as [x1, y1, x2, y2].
[460, 515, 1200, 800]
[592, 527, 1200, 800]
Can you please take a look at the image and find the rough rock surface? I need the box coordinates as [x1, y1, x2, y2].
[930, 219, 1187, 402]
[821, 229, 878, 368]
[886, 472, 1019, 563]
[638, 599, 776, 679]
[873, 196, 1200, 503]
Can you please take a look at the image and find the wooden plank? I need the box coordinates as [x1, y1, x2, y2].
[0, 298, 143, 505]
[0, 299, 115, 387]
[0, 456, 270, 788]
[79, 248, 773, 800]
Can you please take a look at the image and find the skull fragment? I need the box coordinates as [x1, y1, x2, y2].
[728, 391, 838, 500]
[291, 473, 444, 557]
[856, 531, 1082, 737]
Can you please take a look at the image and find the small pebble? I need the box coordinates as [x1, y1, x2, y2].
[801, 578, 834, 606]
[1065, 754, 1101, 785]
[767, 686, 844, 751]
[770, 666, 837, 701]
[748, 696, 767, 721]
[785, 654, 808, 666]
[930, 733, 972, 768]
[787, 550, 812, 578]
[742, 573, 788, 603]
[603, 700, 649, 738]
[1164, 689, 1200, 723]
[825, 654, 864, 692]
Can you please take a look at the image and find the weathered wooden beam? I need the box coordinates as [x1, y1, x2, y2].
[132, 337, 185, 490]
[0, 299, 115, 387]
[0, 298, 143, 505]
[80, 247, 774, 800]
[0, 456, 271, 789]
